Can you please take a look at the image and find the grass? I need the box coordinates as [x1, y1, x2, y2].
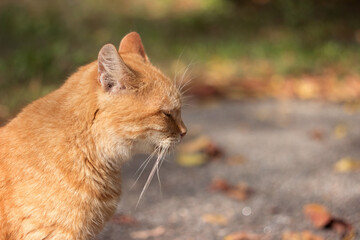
[0, 0, 359, 117]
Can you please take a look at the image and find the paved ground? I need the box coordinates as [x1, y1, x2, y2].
[99, 100, 360, 240]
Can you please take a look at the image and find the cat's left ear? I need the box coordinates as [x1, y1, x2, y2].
[98, 44, 135, 92]
[119, 32, 149, 62]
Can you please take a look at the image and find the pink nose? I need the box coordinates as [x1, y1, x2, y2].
[180, 129, 187, 138]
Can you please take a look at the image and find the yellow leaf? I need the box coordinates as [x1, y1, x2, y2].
[176, 152, 207, 167]
[202, 214, 228, 225]
[334, 157, 360, 172]
[334, 124, 348, 139]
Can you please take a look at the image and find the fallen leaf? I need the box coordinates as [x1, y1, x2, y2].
[226, 155, 247, 165]
[178, 136, 211, 153]
[130, 226, 165, 239]
[334, 124, 348, 139]
[176, 152, 207, 167]
[202, 214, 228, 225]
[224, 231, 262, 240]
[303, 204, 332, 228]
[226, 183, 250, 201]
[327, 219, 354, 239]
[177, 136, 222, 167]
[209, 178, 231, 191]
[282, 231, 324, 240]
[334, 157, 360, 172]
[111, 214, 138, 226]
[303, 204, 355, 238]
[309, 129, 325, 141]
[205, 141, 222, 158]
[210, 178, 251, 201]
[177, 135, 222, 157]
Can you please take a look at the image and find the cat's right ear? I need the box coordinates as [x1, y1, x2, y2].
[98, 44, 135, 93]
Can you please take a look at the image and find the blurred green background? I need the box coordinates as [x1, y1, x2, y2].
[0, 0, 360, 121]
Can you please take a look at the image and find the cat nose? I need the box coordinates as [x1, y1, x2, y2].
[180, 130, 187, 138]
[180, 126, 187, 138]
[177, 119, 187, 138]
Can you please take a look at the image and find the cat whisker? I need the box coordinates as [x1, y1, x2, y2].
[178, 61, 195, 92]
[156, 156, 162, 197]
[178, 72, 192, 93]
[174, 49, 185, 87]
[179, 74, 193, 90]
[180, 81, 196, 96]
[131, 148, 159, 189]
[136, 146, 169, 208]
[134, 146, 159, 176]
[180, 93, 194, 101]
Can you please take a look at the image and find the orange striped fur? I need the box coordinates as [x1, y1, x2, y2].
[0, 32, 186, 240]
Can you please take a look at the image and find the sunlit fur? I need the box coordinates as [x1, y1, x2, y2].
[0, 32, 186, 240]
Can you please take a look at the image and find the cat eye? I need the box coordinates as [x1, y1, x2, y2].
[162, 111, 172, 118]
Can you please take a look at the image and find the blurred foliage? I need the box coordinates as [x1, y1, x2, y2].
[0, 0, 360, 118]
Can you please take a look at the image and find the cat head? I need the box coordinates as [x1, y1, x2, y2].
[95, 32, 187, 157]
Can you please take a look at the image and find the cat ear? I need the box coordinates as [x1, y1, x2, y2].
[98, 44, 135, 92]
[119, 32, 149, 62]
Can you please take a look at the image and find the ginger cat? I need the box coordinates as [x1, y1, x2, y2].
[0, 32, 187, 240]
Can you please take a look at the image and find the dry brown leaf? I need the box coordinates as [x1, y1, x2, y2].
[226, 183, 250, 201]
[224, 231, 262, 240]
[309, 129, 325, 141]
[282, 231, 324, 240]
[210, 178, 251, 201]
[177, 135, 222, 157]
[205, 141, 222, 158]
[328, 219, 354, 238]
[111, 214, 138, 226]
[303, 204, 355, 238]
[334, 157, 360, 172]
[177, 135, 222, 167]
[209, 178, 231, 191]
[202, 214, 228, 225]
[303, 204, 332, 228]
[130, 226, 165, 239]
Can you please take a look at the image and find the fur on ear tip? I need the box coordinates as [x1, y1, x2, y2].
[98, 44, 118, 58]
[119, 32, 148, 61]
[127, 32, 141, 38]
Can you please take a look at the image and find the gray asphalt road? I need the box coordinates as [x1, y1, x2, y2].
[99, 100, 360, 240]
